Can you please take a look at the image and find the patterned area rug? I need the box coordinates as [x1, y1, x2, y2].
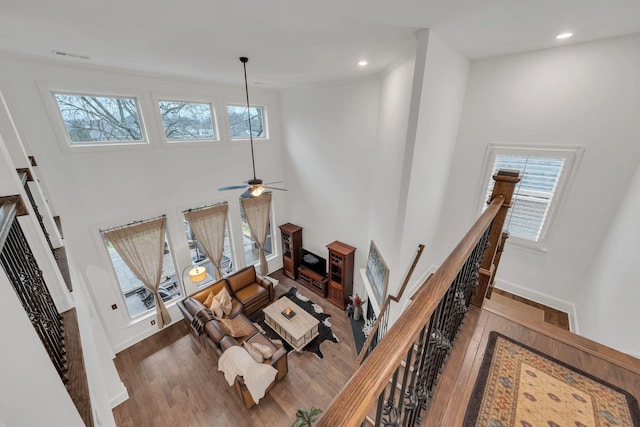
[250, 287, 339, 359]
[464, 332, 640, 427]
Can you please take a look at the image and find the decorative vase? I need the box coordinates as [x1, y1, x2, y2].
[353, 305, 362, 321]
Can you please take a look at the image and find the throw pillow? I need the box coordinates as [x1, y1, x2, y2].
[243, 341, 264, 363]
[251, 342, 273, 359]
[220, 317, 256, 338]
[209, 298, 224, 319]
[203, 291, 214, 308]
[215, 287, 233, 316]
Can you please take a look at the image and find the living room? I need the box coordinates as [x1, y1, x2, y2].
[1, 2, 640, 426]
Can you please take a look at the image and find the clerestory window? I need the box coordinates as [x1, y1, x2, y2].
[158, 100, 217, 142]
[53, 92, 146, 145]
[227, 104, 267, 140]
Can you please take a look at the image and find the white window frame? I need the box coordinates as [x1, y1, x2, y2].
[100, 218, 183, 323]
[49, 89, 149, 148]
[181, 203, 235, 289]
[232, 194, 278, 270]
[225, 103, 269, 141]
[154, 95, 221, 145]
[477, 144, 583, 251]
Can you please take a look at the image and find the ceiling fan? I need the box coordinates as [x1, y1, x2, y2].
[218, 57, 287, 198]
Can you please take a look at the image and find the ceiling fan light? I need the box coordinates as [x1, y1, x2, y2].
[250, 185, 265, 197]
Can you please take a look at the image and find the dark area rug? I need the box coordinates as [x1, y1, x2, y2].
[249, 287, 339, 359]
[464, 331, 640, 427]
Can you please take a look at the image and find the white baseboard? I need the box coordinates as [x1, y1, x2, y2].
[112, 321, 171, 353]
[493, 278, 579, 334]
[109, 384, 129, 408]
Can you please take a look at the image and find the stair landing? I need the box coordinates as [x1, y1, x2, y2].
[422, 306, 640, 426]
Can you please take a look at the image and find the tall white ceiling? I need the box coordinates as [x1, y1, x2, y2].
[1, 0, 639, 87]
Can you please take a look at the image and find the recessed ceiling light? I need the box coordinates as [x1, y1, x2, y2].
[556, 32, 573, 40]
[358, 60, 368, 66]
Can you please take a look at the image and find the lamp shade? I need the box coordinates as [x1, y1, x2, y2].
[189, 266, 207, 283]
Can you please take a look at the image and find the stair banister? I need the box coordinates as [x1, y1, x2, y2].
[317, 196, 503, 426]
[317, 169, 520, 426]
[352, 243, 425, 372]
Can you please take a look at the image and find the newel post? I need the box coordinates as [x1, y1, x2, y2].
[470, 169, 521, 307]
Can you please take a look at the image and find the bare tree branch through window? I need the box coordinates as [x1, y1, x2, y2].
[54, 93, 143, 143]
[158, 101, 215, 141]
[227, 105, 265, 139]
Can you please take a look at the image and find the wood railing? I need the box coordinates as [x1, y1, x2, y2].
[486, 231, 508, 299]
[0, 199, 67, 382]
[317, 170, 520, 426]
[353, 244, 425, 372]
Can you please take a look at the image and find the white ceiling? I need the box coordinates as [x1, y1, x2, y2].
[1, 0, 639, 88]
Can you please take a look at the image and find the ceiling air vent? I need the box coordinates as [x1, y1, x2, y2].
[51, 50, 90, 60]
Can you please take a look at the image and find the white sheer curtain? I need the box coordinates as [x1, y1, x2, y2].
[241, 193, 272, 275]
[184, 203, 229, 280]
[103, 217, 171, 328]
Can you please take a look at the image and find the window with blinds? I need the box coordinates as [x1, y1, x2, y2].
[481, 145, 582, 247]
[485, 155, 564, 241]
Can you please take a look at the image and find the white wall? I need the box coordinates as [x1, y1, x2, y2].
[281, 30, 470, 315]
[436, 34, 640, 341]
[0, 54, 287, 353]
[577, 162, 640, 357]
[367, 49, 415, 290]
[69, 256, 123, 424]
[395, 30, 470, 303]
[0, 272, 85, 427]
[0, 135, 85, 426]
[281, 78, 380, 292]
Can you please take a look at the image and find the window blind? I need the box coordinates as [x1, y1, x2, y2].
[485, 155, 565, 241]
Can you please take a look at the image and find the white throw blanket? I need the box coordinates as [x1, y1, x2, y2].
[217, 346, 278, 403]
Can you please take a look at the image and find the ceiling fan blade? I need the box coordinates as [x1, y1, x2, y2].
[240, 189, 251, 199]
[263, 186, 288, 191]
[262, 181, 283, 185]
[218, 185, 247, 191]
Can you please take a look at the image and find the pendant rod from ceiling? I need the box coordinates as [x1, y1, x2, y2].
[240, 56, 257, 181]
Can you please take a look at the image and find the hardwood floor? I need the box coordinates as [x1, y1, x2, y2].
[62, 308, 93, 426]
[492, 288, 570, 330]
[424, 307, 640, 426]
[111, 271, 638, 426]
[112, 270, 356, 427]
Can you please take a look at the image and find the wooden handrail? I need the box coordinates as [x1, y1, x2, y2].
[317, 196, 505, 426]
[352, 244, 425, 372]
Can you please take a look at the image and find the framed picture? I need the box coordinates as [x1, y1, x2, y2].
[366, 240, 389, 308]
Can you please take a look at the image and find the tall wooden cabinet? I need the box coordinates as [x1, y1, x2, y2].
[279, 223, 302, 280]
[326, 241, 356, 309]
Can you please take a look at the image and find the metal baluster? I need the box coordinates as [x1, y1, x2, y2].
[22, 181, 56, 259]
[375, 384, 387, 426]
[397, 342, 417, 426]
[5, 223, 66, 370]
[382, 366, 401, 427]
[0, 218, 67, 382]
[414, 317, 439, 425]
